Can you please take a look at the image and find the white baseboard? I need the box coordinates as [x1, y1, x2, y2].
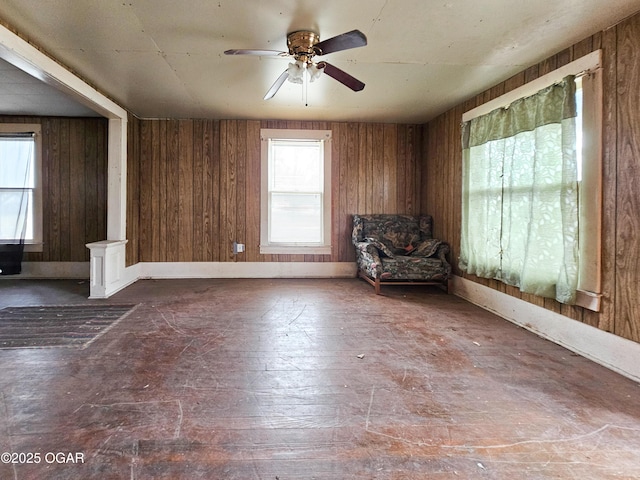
[136, 261, 357, 279]
[0, 262, 89, 279]
[451, 275, 640, 383]
[88, 261, 355, 298]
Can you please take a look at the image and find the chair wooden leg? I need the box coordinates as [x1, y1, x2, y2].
[375, 277, 381, 295]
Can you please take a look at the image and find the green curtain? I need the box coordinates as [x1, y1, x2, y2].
[460, 76, 579, 304]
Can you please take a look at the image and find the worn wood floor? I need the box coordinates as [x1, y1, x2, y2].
[0, 278, 639, 479]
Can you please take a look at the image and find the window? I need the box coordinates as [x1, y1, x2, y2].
[260, 129, 332, 254]
[0, 124, 42, 252]
[460, 51, 602, 310]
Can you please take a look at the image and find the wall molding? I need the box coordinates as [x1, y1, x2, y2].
[93, 261, 356, 299]
[135, 261, 357, 279]
[3, 261, 356, 294]
[451, 275, 640, 383]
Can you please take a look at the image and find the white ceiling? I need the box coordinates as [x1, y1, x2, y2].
[0, 57, 99, 117]
[0, 0, 638, 123]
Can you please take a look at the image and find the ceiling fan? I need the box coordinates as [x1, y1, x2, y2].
[224, 29, 367, 100]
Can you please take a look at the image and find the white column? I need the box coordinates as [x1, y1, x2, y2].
[86, 116, 129, 298]
[86, 240, 128, 299]
[107, 117, 128, 241]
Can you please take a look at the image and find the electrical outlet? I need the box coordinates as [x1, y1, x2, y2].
[233, 242, 245, 254]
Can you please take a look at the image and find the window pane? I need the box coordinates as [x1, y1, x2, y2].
[270, 193, 322, 243]
[0, 190, 33, 240]
[0, 138, 35, 188]
[271, 141, 322, 192]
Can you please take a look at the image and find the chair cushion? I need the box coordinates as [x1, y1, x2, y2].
[380, 256, 448, 280]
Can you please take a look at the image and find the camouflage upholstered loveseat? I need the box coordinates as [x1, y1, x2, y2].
[352, 214, 451, 294]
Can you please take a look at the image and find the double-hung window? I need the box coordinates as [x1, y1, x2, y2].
[260, 129, 332, 255]
[460, 51, 602, 310]
[0, 124, 42, 252]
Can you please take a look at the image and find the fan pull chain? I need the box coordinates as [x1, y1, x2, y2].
[303, 62, 309, 106]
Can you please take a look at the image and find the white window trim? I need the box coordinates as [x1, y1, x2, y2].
[0, 123, 42, 253]
[260, 128, 332, 255]
[462, 50, 603, 311]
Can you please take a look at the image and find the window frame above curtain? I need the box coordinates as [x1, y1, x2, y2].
[460, 50, 603, 311]
[0, 124, 43, 253]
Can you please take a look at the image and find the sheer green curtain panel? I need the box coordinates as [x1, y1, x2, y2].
[460, 76, 579, 304]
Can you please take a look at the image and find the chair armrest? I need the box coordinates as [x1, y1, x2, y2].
[355, 241, 383, 258]
[354, 242, 383, 278]
[436, 242, 452, 277]
[361, 238, 396, 258]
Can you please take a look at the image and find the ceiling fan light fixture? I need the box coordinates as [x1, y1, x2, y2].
[286, 60, 324, 85]
[286, 60, 305, 84]
[308, 63, 323, 82]
[225, 28, 367, 100]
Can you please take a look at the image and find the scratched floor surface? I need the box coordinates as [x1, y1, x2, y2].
[0, 278, 639, 479]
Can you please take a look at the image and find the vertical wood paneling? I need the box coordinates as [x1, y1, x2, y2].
[150, 121, 162, 262]
[237, 120, 247, 263]
[383, 124, 397, 214]
[334, 122, 346, 262]
[158, 121, 169, 261]
[58, 119, 71, 261]
[397, 125, 408, 213]
[48, 119, 61, 260]
[166, 120, 180, 261]
[203, 120, 216, 261]
[245, 120, 261, 262]
[96, 122, 107, 253]
[218, 121, 229, 262]
[450, 105, 463, 260]
[227, 120, 238, 262]
[615, 13, 640, 341]
[0, 115, 108, 263]
[357, 123, 369, 214]
[178, 120, 194, 261]
[69, 119, 86, 260]
[211, 120, 221, 262]
[38, 118, 51, 261]
[126, 115, 139, 265]
[133, 118, 424, 265]
[372, 124, 384, 214]
[139, 120, 153, 261]
[345, 123, 359, 262]
[192, 120, 204, 262]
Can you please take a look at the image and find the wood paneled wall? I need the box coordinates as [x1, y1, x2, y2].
[0, 116, 108, 262]
[423, 11, 640, 343]
[126, 119, 423, 265]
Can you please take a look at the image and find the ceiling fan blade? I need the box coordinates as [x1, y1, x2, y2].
[319, 62, 365, 92]
[224, 49, 287, 56]
[264, 70, 290, 100]
[314, 30, 367, 55]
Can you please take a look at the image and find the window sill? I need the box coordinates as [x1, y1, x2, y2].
[575, 289, 602, 312]
[260, 245, 332, 255]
